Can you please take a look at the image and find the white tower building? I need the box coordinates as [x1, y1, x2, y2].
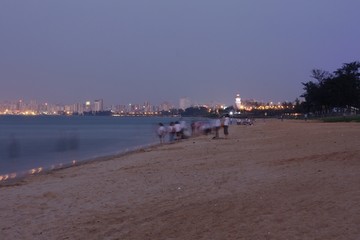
[235, 94, 242, 110]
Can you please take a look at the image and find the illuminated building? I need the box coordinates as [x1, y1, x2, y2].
[159, 102, 173, 111]
[85, 101, 91, 112]
[16, 100, 24, 111]
[235, 94, 242, 110]
[94, 99, 104, 112]
[73, 103, 84, 114]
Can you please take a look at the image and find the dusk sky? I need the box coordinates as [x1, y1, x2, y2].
[1, 1, 359, 106]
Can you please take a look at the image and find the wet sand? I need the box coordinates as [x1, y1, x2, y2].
[1, 119, 360, 239]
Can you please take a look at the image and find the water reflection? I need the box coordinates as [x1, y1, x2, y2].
[8, 134, 20, 159]
[56, 130, 79, 152]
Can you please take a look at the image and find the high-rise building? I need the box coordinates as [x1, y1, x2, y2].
[159, 102, 173, 111]
[85, 101, 92, 112]
[64, 105, 72, 114]
[94, 99, 104, 112]
[143, 101, 152, 112]
[73, 103, 84, 114]
[235, 94, 242, 110]
[16, 100, 24, 111]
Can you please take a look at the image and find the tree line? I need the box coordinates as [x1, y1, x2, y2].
[301, 61, 360, 114]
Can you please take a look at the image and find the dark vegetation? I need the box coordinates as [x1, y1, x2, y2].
[322, 115, 360, 123]
[301, 61, 360, 116]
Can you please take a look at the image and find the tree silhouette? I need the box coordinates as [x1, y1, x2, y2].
[301, 61, 360, 113]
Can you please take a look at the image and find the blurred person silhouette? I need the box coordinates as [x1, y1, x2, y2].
[191, 121, 196, 136]
[168, 122, 176, 143]
[201, 121, 212, 135]
[8, 134, 20, 159]
[56, 131, 67, 152]
[56, 130, 79, 152]
[68, 130, 79, 150]
[157, 123, 166, 144]
[213, 116, 221, 139]
[174, 121, 182, 140]
[223, 114, 230, 138]
[180, 119, 187, 138]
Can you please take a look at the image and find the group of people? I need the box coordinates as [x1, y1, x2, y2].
[157, 120, 188, 144]
[156, 115, 231, 144]
[213, 114, 230, 139]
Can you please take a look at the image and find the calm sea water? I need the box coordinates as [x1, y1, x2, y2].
[0, 116, 180, 175]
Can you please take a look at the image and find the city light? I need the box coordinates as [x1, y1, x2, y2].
[0, 97, 296, 116]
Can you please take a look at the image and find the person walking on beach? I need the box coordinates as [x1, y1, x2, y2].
[157, 123, 166, 144]
[213, 116, 221, 139]
[223, 114, 230, 138]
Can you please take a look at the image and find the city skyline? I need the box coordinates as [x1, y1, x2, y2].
[0, 94, 294, 115]
[1, 1, 359, 105]
[0, 93, 290, 107]
[0, 93, 284, 108]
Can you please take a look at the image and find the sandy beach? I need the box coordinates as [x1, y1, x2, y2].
[1, 119, 360, 239]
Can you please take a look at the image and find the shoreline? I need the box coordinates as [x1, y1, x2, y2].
[1, 119, 360, 239]
[0, 141, 163, 186]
